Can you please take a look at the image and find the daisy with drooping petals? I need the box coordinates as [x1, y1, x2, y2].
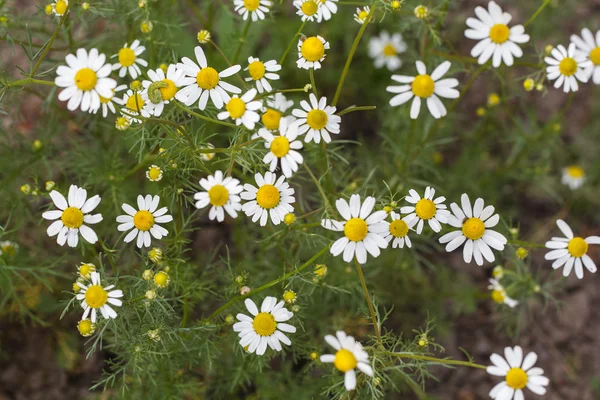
[353, 6, 371, 24]
[544, 219, 598, 279]
[245, 57, 281, 93]
[487, 346, 549, 400]
[316, 0, 338, 22]
[561, 166, 585, 190]
[233, 0, 272, 21]
[55, 48, 117, 112]
[217, 88, 262, 129]
[175, 46, 242, 110]
[320, 331, 374, 391]
[400, 187, 450, 234]
[438, 194, 508, 266]
[488, 279, 518, 308]
[297, 35, 330, 70]
[570, 28, 600, 84]
[259, 118, 304, 178]
[117, 195, 173, 248]
[89, 84, 126, 118]
[111, 40, 148, 79]
[464, 1, 530, 68]
[381, 211, 413, 249]
[42, 185, 102, 247]
[76, 272, 123, 323]
[294, 0, 321, 22]
[233, 297, 296, 355]
[545, 44, 590, 93]
[261, 93, 296, 131]
[387, 61, 459, 119]
[120, 89, 151, 123]
[142, 65, 186, 117]
[368, 31, 407, 71]
[292, 93, 341, 144]
[193, 170, 243, 222]
[241, 172, 295, 226]
[321, 194, 389, 264]
[51, 0, 68, 16]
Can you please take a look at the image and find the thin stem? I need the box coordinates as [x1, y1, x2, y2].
[354, 258, 382, 345]
[390, 352, 487, 370]
[508, 239, 546, 249]
[337, 105, 376, 116]
[232, 18, 252, 64]
[524, 0, 551, 27]
[210, 40, 247, 87]
[31, 2, 72, 76]
[280, 20, 306, 65]
[174, 101, 238, 128]
[303, 163, 333, 215]
[309, 68, 318, 97]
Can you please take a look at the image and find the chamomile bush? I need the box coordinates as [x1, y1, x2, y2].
[1, 0, 599, 398]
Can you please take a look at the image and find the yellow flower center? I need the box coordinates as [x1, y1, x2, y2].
[84, 285, 108, 308]
[126, 93, 146, 112]
[256, 184, 280, 209]
[566, 166, 585, 178]
[243, 0, 260, 11]
[358, 10, 369, 22]
[208, 184, 229, 206]
[270, 136, 290, 158]
[283, 290, 297, 303]
[491, 289, 505, 304]
[118, 47, 136, 67]
[489, 24, 510, 44]
[389, 219, 409, 238]
[1, 244, 16, 256]
[284, 213, 296, 225]
[154, 271, 169, 287]
[590, 47, 600, 65]
[462, 218, 485, 240]
[79, 263, 94, 277]
[262, 109, 282, 130]
[159, 79, 178, 101]
[248, 60, 266, 80]
[559, 57, 578, 76]
[226, 98, 246, 119]
[306, 109, 328, 130]
[148, 167, 162, 180]
[344, 217, 368, 242]
[383, 44, 396, 56]
[567, 237, 588, 258]
[505, 368, 528, 390]
[301, 37, 325, 62]
[301, 0, 318, 16]
[77, 319, 94, 336]
[334, 349, 358, 373]
[133, 210, 155, 231]
[61, 207, 84, 229]
[415, 199, 437, 220]
[253, 312, 277, 336]
[411, 74, 435, 98]
[74, 68, 97, 91]
[55, 0, 68, 15]
[196, 67, 220, 90]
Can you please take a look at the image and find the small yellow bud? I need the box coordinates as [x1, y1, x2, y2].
[523, 78, 535, 92]
[535, 82, 544, 92]
[235, 275, 245, 285]
[492, 266, 504, 279]
[533, 284, 541, 293]
[149, 248, 163, 263]
[391, 0, 403, 11]
[21, 184, 31, 194]
[159, 63, 168, 73]
[142, 269, 154, 281]
[418, 339, 426, 346]
[32, 139, 43, 151]
[551, 123, 561, 133]
[147, 329, 161, 342]
[487, 93, 500, 107]
[115, 116, 130, 131]
[197, 30, 211, 44]
[516, 247, 528, 260]
[159, 147, 167, 155]
[314, 264, 327, 277]
[138, 0, 147, 7]
[45, 181, 56, 191]
[284, 213, 296, 225]
[72, 280, 83, 292]
[145, 290, 157, 300]
[154, 271, 170, 288]
[291, 305, 300, 312]
[81, 2, 89, 10]
[240, 286, 251, 295]
[130, 80, 143, 91]
[79, 262, 96, 278]
[310, 352, 319, 360]
[140, 20, 153, 34]
[304, 84, 312, 92]
[77, 319, 96, 337]
[544, 45, 553, 55]
[432, 151, 444, 164]
[414, 5, 429, 19]
[383, 206, 393, 213]
[476, 107, 486, 117]
[509, 227, 519, 237]
[225, 314, 235, 324]
[0, 16, 8, 26]
[45, 4, 54, 15]
[374, 377, 382, 386]
[283, 290, 297, 304]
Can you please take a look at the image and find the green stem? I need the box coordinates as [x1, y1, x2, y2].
[174, 101, 238, 128]
[303, 163, 333, 215]
[337, 105, 376, 116]
[390, 352, 487, 370]
[279, 20, 306, 65]
[508, 239, 546, 249]
[524, 0, 551, 27]
[354, 258, 382, 345]
[232, 18, 251, 64]
[309, 68, 318, 97]
[31, 2, 72, 76]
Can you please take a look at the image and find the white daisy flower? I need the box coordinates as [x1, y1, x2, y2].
[241, 171, 295, 226]
[561, 166, 585, 190]
[464, 1, 530, 68]
[544, 219, 598, 279]
[297, 35, 330, 70]
[146, 165, 163, 182]
[142, 65, 186, 117]
[488, 279, 518, 308]
[386, 61, 459, 119]
[381, 211, 413, 249]
[368, 31, 407, 71]
[55, 48, 117, 112]
[353, 6, 371, 25]
[570, 28, 600, 84]
[400, 187, 450, 234]
[233, 297, 296, 355]
[258, 93, 296, 133]
[76, 272, 123, 323]
[120, 89, 151, 123]
[267, 92, 294, 113]
[315, 0, 338, 22]
[321, 194, 389, 264]
[116, 195, 173, 248]
[258, 118, 304, 178]
[51, 0, 68, 16]
[175, 46, 242, 110]
[217, 88, 262, 129]
[88, 84, 127, 118]
[233, 0, 272, 21]
[111, 40, 148, 79]
[487, 346, 549, 400]
[545, 44, 591, 93]
[292, 93, 341, 144]
[320, 331, 374, 391]
[438, 194, 508, 266]
[245, 57, 281, 93]
[294, 0, 321, 22]
[42, 184, 102, 247]
[193, 170, 243, 222]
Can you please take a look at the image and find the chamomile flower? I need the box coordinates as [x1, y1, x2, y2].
[146, 165, 163, 182]
[400, 187, 450, 234]
[487, 346, 549, 400]
[368, 31, 407, 71]
[175, 46, 242, 110]
[42, 185, 102, 247]
[381, 211, 413, 248]
[297, 35, 330, 70]
[570, 28, 600, 84]
[241, 172, 295, 226]
[561, 166, 585, 190]
[387, 61, 459, 119]
[55, 48, 117, 112]
[544, 219, 598, 279]
[245, 57, 281, 93]
[193, 170, 243, 222]
[142, 65, 186, 116]
[292, 93, 341, 144]
[545, 44, 590, 93]
[438, 194, 508, 266]
[51, 0, 68, 15]
[315, 0, 338, 22]
[320, 331, 374, 391]
[295, 0, 321, 22]
[76, 272, 123, 323]
[117, 195, 173, 248]
[111, 40, 148, 79]
[89, 84, 126, 118]
[321, 194, 389, 264]
[120, 89, 151, 123]
[488, 279, 518, 308]
[259, 118, 304, 178]
[233, 0, 272, 21]
[353, 6, 371, 24]
[217, 88, 262, 129]
[464, 1, 530, 68]
[259, 93, 296, 132]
